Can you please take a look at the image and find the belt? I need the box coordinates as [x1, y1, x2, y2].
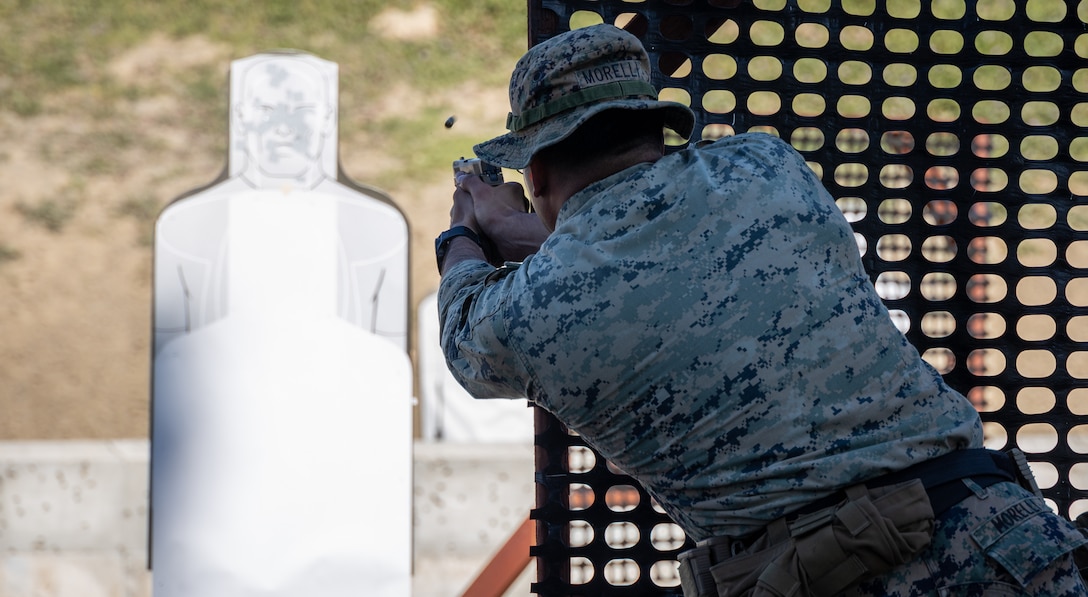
[678, 449, 1026, 597]
[790, 448, 1017, 521]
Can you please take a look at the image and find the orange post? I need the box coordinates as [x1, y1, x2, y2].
[460, 516, 534, 597]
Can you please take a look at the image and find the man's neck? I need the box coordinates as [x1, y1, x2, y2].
[556, 144, 664, 203]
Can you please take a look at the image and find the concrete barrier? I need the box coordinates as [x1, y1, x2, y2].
[0, 440, 534, 597]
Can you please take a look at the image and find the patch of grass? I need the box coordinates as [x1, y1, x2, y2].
[364, 106, 485, 190]
[181, 63, 227, 104]
[0, 1, 524, 105]
[76, 129, 138, 176]
[0, 244, 20, 265]
[177, 65, 230, 133]
[0, 0, 527, 201]
[8, 90, 42, 117]
[16, 195, 80, 233]
[116, 196, 163, 246]
[81, 154, 118, 177]
[33, 126, 126, 177]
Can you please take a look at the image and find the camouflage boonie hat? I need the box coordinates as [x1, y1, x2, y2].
[474, 24, 696, 169]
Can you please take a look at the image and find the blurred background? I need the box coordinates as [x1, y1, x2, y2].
[0, 0, 525, 439]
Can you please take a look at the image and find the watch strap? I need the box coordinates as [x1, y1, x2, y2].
[435, 226, 484, 270]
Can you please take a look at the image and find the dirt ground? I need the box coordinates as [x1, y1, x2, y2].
[0, 20, 511, 439]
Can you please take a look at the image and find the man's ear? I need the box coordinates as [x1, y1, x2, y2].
[527, 159, 548, 198]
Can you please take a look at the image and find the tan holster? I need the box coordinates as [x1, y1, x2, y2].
[678, 479, 935, 597]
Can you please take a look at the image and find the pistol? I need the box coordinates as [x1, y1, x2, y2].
[453, 157, 504, 186]
[452, 156, 532, 213]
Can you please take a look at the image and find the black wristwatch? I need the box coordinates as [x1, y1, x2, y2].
[435, 226, 484, 270]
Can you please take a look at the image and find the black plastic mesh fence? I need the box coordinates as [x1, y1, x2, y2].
[527, 1, 1088, 594]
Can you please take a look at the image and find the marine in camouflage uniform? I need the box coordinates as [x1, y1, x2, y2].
[437, 23, 1088, 596]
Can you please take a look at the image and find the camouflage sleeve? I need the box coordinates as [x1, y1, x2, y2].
[437, 259, 533, 399]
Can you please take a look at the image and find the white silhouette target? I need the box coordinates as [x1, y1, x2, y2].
[151, 52, 411, 597]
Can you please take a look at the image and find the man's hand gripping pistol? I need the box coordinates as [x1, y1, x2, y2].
[453, 157, 534, 266]
[452, 157, 502, 264]
[453, 156, 533, 213]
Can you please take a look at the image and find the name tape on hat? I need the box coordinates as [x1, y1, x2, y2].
[575, 60, 646, 87]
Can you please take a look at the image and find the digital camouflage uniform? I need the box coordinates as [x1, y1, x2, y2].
[442, 132, 983, 538]
[440, 23, 1088, 596]
[439, 132, 1088, 593]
